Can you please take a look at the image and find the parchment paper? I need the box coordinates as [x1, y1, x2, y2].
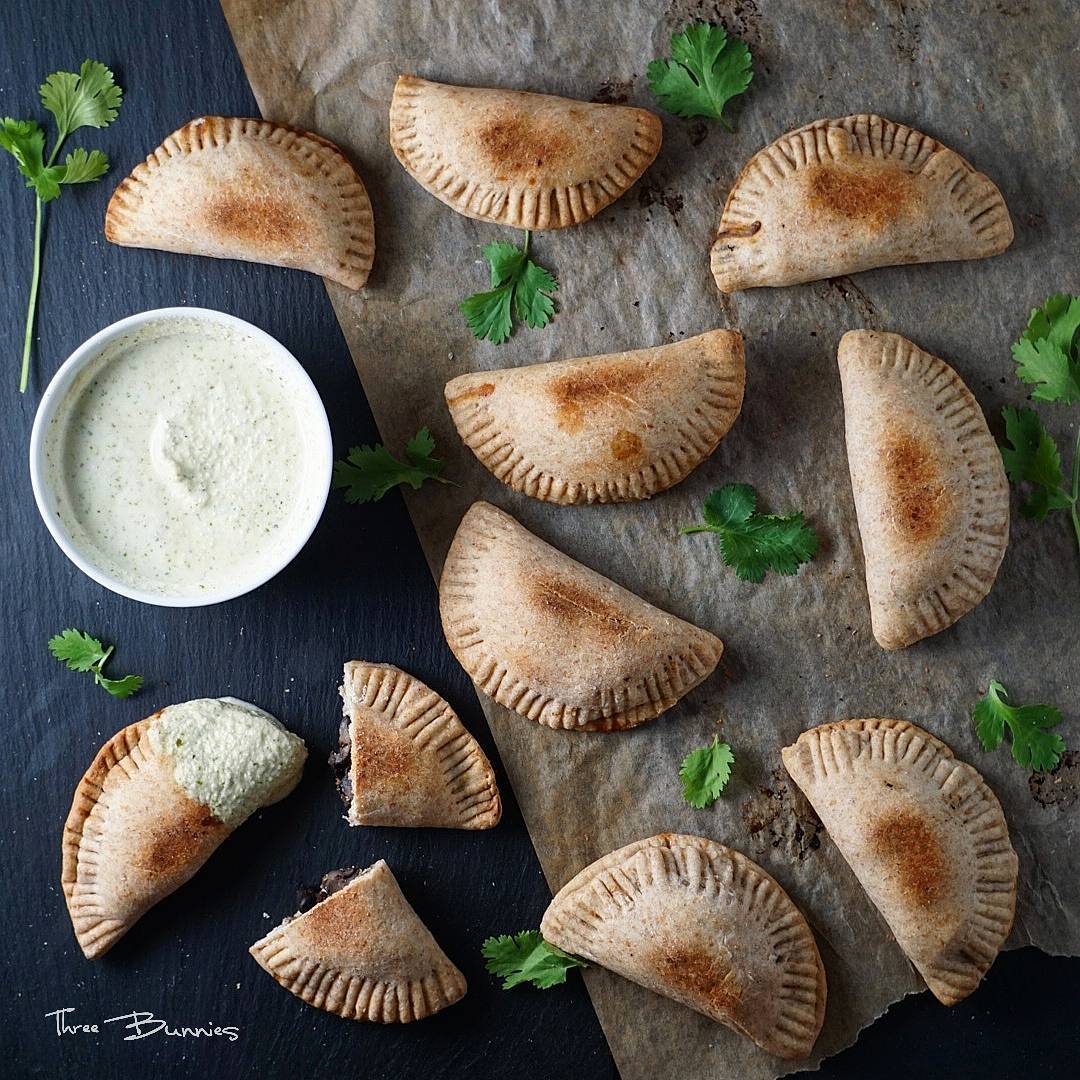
[221, 1, 1079, 1075]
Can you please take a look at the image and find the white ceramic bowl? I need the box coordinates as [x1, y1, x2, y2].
[29, 308, 333, 607]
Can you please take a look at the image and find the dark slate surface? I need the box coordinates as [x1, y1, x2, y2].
[0, 2, 1075, 1078]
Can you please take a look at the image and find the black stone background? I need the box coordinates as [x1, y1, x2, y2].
[0, 1, 1076, 1077]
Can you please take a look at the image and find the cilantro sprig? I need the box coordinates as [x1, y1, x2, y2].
[999, 294, 1080, 567]
[680, 483, 819, 582]
[679, 735, 735, 808]
[332, 426, 451, 503]
[482, 931, 585, 990]
[48, 628, 143, 698]
[972, 680, 1065, 772]
[2, 61, 123, 393]
[647, 22, 753, 129]
[460, 231, 557, 345]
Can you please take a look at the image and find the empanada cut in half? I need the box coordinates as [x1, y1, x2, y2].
[105, 116, 374, 288]
[62, 698, 306, 959]
[250, 860, 466, 1022]
[838, 330, 1009, 650]
[782, 719, 1017, 1005]
[389, 75, 662, 229]
[440, 502, 723, 731]
[541, 834, 826, 1060]
[711, 114, 1013, 292]
[331, 661, 501, 829]
[445, 330, 745, 504]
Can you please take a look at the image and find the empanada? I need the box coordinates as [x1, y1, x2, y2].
[62, 698, 306, 959]
[838, 330, 1009, 649]
[389, 75, 662, 229]
[331, 661, 501, 829]
[711, 114, 1012, 292]
[445, 330, 745, 504]
[541, 833, 826, 1060]
[782, 719, 1017, 1005]
[250, 860, 466, 1022]
[440, 502, 723, 731]
[105, 116, 374, 288]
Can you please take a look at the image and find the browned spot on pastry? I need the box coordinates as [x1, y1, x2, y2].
[206, 191, 300, 248]
[610, 429, 643, 461]
[300, 886, 374, 943]
[446, 382, 495, 406]
[528, 572, 639, 637]
[654, 944, 742, 1015]
[477, 113, 570, 174]
[139, 799, 226, 876]
[868, 809, 947, 908]
[549, 362, 650, 433]
[352, 720, 418, 795]
[807, 165, 912, 227]
[883, 432, 947, 542]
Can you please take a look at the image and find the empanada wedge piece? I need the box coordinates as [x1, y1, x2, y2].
[445, 330, 745, 504]
[440, 502, 723, 731]
[250, 860, 466, 1022]
[711, 114, 1013, 292]
[331, 661, 501, 829]
[782, 719, 1017, 1005]
[105, 116, 374, 288]
[541, 834, 826, 1060]
[838, 330, 1009, 649]
[389, 75, 662, 229]
[62, 698, 306, 959]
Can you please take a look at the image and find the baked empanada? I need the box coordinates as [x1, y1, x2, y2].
[389, 75, 662, 229]
[782, 719, 1017, 1005]
[331, 661, 501, 829]
[62, 698, 306, 959]
[440, 502, 723, 731]
[541, 833, 826, 1060]
[445, 330, 745, 504]
[105, 116, 374, 288]
[838, 330, 1009, 649]
[711, 114, 1012, 292]
[250, 860, 466, 1022]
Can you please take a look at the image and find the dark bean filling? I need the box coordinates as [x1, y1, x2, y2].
[327, 718, 353, 808]
[295, 865, 365, 914]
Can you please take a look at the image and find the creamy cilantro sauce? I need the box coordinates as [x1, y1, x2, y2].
[43, 317, 325, 598]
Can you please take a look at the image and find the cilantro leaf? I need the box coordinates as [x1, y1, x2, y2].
[647, 22, 753, 128]
[460, 231, 557, 344]
[679, 735, 735, 808]
[332, 426, 449, 503]
[681, 483, 819, 582]
[482, 932, 586, 990]
[58, 147, 109, 185]
[48, 628, 108, 672]
[48, 628, 143, 698]
[973, 680, 1065, 771]
[1012, 294, 1080, 405]
[999, 406, 1073, 520]
[40, 61, 122, 136]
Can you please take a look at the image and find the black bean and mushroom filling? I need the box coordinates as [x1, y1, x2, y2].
[295, 865, 366, 915]
[328, 717, 353, 808]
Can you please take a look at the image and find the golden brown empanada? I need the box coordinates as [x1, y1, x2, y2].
[389, 75, 661, 229]
[62, 698, 306, 959]
[711, 114, 1012, 292]
[331, 661, 501, 829]
[445, 330, 745, 504]
[838, 330, 1009, 649]
[250, 860, 466, 1022]
[782, 719, 1017, 1005]
[105, 116, 374, 288]
[440, 502, 723, 731]
[541, 833, 826, 1060]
